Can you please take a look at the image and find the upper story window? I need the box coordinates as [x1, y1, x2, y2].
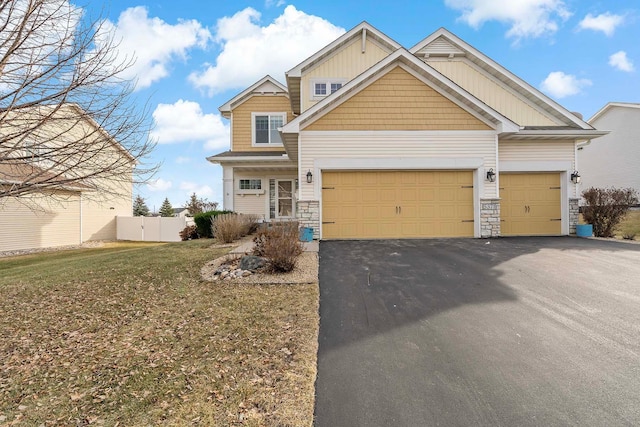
[252, 112, 286, 146]
[311, 79, 346, 99]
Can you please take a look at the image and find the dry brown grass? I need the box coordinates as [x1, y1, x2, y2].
[0, 240, 319, 426]
[615, 210, 640, 240]
[213, 213, 261, 243]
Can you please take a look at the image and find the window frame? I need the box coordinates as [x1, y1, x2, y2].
[310, 78, 347, 100]
[251, 112, 287, 147]
[237, 178, 265, 195]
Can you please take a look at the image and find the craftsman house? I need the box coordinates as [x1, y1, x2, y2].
[208, 23, 605, 239]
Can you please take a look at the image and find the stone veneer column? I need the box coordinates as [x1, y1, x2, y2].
[569, 198, 580, 235]
[296, 200, 320, 239]
[480, 198, 501, 238]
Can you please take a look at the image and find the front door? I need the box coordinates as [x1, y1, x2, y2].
[276, 180, 295, 218]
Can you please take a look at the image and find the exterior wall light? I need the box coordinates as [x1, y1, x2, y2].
[306, 170, 313, 183]
[486, 168, 496, 182]
[571, 171, 581, 184]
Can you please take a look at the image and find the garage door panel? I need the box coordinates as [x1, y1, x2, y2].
[501, 173, 561, 236]
[322, 170, 474, 239]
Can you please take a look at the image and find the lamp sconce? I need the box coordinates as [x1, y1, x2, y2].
[486, 168, 496, 183]
[306, 170, 313, 184]
[571, 171, 581, 184]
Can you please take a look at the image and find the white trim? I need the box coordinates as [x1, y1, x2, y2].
[286, 22, 401, 78]
[251, 112, 287, 147]
[588, 102, 640, 123]
[300, 130, 497, 137]
[275, 179, 296, 219]
[219, 75, 287, 115]
[309, 78, 347, 101]
[282, 49, 519, 135]
[223, 166, 234, 211]
[409, 28, 594, 130]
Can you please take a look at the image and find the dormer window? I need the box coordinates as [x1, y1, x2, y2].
[252, 112, 286, 146]
[311, 79, 346, 99]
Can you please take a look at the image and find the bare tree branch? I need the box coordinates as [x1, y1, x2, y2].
[0, 0, 157, 204]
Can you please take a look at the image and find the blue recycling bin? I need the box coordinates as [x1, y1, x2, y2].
[576, 224, 593, 237]
[299, 227, 313, 242]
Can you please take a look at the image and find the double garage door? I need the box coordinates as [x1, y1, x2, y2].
[322, 171, 474, 239]
[321, 170, 562, 239]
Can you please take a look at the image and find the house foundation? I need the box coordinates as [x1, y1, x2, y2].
[297, 200, 320, 239]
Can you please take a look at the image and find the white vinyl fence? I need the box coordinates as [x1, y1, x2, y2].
[116, 216, 190, 242]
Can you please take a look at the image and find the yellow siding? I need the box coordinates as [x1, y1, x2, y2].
[299, 131, 497, 199]
[232, 95, 293, 152]
[0, 191, 81, 251]
[428, 60, 558, 126]
[305, 67, 491, 131]
[499, 140, 575, 167]
[301, 37, 391, 111]
[82, 174, 132, 241]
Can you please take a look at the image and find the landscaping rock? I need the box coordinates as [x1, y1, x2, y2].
[239, 255, 266, 271]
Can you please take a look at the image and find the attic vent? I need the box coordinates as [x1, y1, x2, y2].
[417, 36, 465, 58]
[571, 111, 583, 120]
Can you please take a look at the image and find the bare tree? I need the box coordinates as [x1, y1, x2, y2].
[0, 0, 156, 203]
[184, 192, 218, 215]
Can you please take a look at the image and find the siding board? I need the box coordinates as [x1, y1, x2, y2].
[499, 140, 575, 166]
[428, 60, 558, 127]
[299, 131, 497, 199]
[232, 95, 293, 151]
[305, 67, 491, 131]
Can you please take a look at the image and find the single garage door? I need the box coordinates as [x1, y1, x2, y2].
[500, 173, 561, 236]
[322, 170, 474, 239]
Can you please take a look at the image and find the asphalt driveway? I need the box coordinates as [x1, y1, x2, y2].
[315, 237, 640, 426]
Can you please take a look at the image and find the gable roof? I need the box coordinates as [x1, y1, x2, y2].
[589, 102, 640, 123]
[410, 28, 595, 130]
[285, 22, 401, 115]
[280, 48, 520, 160]
[218, 75, 288, 118]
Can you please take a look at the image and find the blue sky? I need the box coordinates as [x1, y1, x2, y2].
[85, 0, 639, 211]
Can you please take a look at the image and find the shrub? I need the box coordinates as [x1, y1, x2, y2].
[193, 210, 232, 238]
[252, 222, 303, 273]
[212, 213, 261, 243]
[582, 187, 639, 237]
[179, 225, 199, 241]
[622, 232, 636, 241]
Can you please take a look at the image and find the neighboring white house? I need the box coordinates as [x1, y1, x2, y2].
[578, 102, 640, 198]
[0, 104, 134, 252]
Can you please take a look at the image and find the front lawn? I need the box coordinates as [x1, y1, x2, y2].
[0, 240, 319, 426]
[615, 210, 640, 240]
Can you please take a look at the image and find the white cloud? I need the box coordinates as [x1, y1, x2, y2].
[97, 7, 211, 89]
[540, 71, 592, 98]
[151, 100, 230, 150]
[609, 51, 634, 72]
[175, 156, 191, 164]
[147, 178, 173, 192]
[445, 0, 571, 40]
[179, 182, 214, 198]
[265, 0, 286, 7]
[578, 12, 624, 36]
[188, 5, 345, 95]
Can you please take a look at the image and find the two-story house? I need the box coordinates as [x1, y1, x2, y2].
[208, 22, 605, 240]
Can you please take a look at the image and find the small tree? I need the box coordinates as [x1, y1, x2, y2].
[184, 192, 218, 216]
[159, 198, 174, 217]
[133, 195, 150, 217]
[582, 187, 639, 237]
